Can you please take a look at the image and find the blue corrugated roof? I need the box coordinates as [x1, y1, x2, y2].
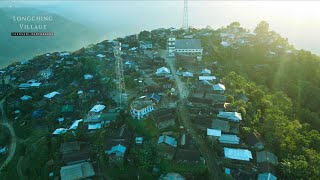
[107, 144, 126, 156]
[158, 135, 177, 147]
[147, 93, 161, 102]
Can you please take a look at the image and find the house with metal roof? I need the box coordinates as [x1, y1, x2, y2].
[88, 123, 102, 130]
[199, 76, 216, 81]
[212, 119, 231, 132]
[147, 93, 161, 103]
[90, 104, 106, 113]
[201, 69, 211, 76]
[156, 67, 171, 76]
[224, 148, 252, 161]
[106, 144, 126, 157]
[84, 104, 107, 123]
[257, 173, 277, 180]
[152, 108, 176, 130]
[218, 134, 240, 144]
[135, 137, 143, 145]
[52, 128, 67, 135]
[207, 128, 222, 137]
[60, 162, 95, 180]
[159, 172, 185, 180]
[20, 95, 32, 101]
[84, 74, 93, 80]
[69, 119, 83, 130]
[256, 151, 278, 165]
[217, 112, 242, 122]
[158, 135, 177, 148]
[212, 83, 226, 94]
[182, 71, 194, 77]
[44, 91, 60, 99]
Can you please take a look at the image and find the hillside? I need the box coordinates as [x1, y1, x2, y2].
[0, 7, 102, 68]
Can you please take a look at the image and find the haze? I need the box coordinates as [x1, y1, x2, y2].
[2, 1, 320, 54]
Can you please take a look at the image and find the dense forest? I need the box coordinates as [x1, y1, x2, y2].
[201, 21, 320, 179]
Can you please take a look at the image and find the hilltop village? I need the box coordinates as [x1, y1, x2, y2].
[0, 22, 313, 180]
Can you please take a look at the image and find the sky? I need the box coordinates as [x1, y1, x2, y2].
[1, 1, 320, 54]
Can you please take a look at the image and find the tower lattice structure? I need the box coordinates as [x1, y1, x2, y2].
[113, 41, 126, 109]
[183, 0, 189, 30]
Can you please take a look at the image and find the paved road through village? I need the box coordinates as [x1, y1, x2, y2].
[161, 50, 222, 180]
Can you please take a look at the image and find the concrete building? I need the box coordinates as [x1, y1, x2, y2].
[167, 32, 176, 57]
[174, 39, 203, 60]
[167, 32, 203, 60]
[130, 97, 155, 120]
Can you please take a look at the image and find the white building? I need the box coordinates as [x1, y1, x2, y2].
[130, 97, 155, 120]
[167, 32, 176, 57]
[174, 39, 203, 59]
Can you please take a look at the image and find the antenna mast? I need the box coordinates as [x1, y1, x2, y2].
[113, 41, 126, 109]
[183, 0, 189, 31]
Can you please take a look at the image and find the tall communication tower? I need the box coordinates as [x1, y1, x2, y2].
[182, 0, 189, 31]
[113, 41, 127, 109]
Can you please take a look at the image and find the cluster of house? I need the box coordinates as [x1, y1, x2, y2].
[52, 104, 119, 134]
[219, 24, 294, 58]
[205, 104, 277, 179]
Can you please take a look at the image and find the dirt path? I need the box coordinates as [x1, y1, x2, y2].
[161, 51, 222, 180]
[17, 156, 25, 180]
[0, 98, 17, 174]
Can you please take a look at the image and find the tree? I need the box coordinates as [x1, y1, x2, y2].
[254, 21, 269, 36]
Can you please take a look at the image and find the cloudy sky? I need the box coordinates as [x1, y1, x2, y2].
[1, 1, 320, 54]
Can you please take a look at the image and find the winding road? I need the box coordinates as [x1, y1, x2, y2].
[0, 98, 17, 174]
[161, 51, 222, 180]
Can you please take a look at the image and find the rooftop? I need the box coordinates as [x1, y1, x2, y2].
[106, 144, 126, 156]
[60, 162, 95, 180]
[213, 83, 226, 91]
[131, 98, 154, 110]
[207, 128, 221, 137]
[218, 134, 240, 144]
[175, 39, 202, 49]
[44, 91, 60, 99]
[257, 173, 277, 180]
[158, 135, 177, 148]
[60, 141, 81, 154]
[61, 105, 74, 113]
[90, 104, 106, 113]
[224, 147, 252, 161]
[256, 151, 278, 165]
[217, 112, 242, 122]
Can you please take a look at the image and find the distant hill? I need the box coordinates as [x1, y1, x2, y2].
[0, 7, 102, 68]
